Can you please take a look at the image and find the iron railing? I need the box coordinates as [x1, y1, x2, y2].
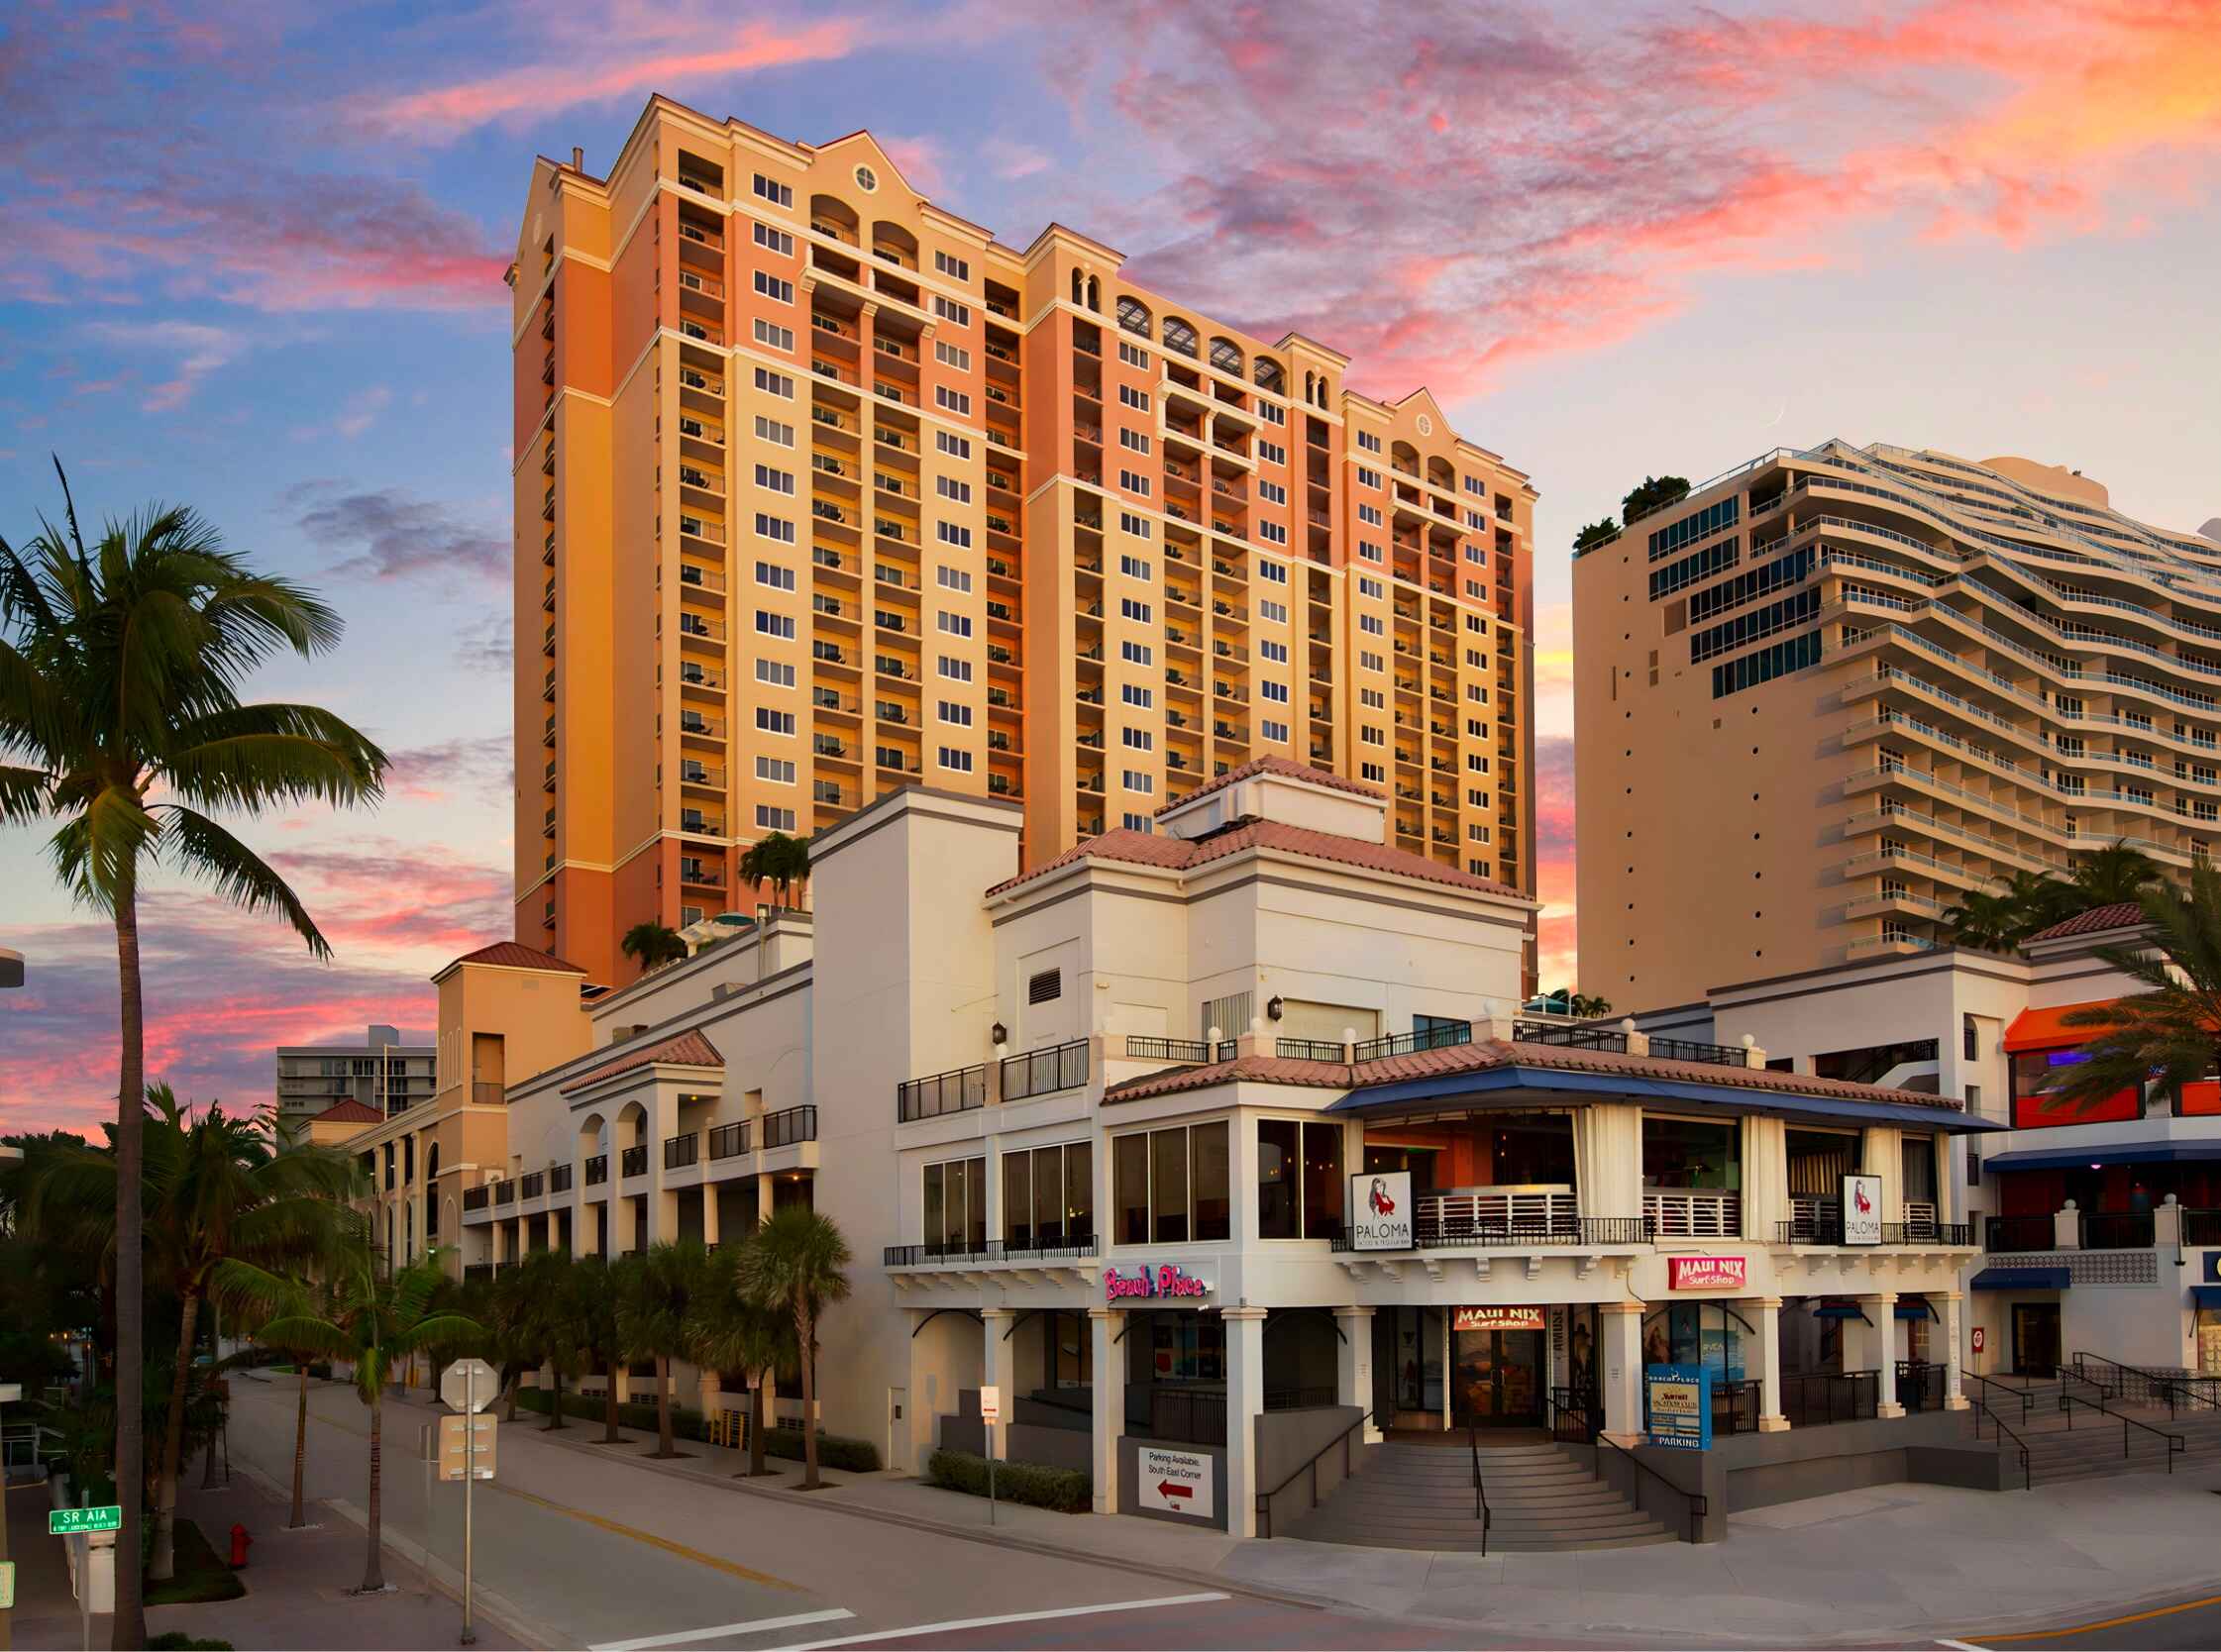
[1326, 1214, 1652, 1251]
[1894, 1359, 1945, 1413]
[897, 1062, 986, 1122]
[620, 1145, 648, 1178]
[1984, 1213, 2058, 1252]
[1647, 1036, 1748, 1066]
[2182, 1208, 2221, 1244]
[1779, 1370, 1878, 1427]
[520, 1170, 545, 1199]
[1001, 1039, 1090, 1101]
[1138, 1387, 1226, 1447]
[1712, 1379, 1763, 1434]
[2070, 1352, 2221, 1415]
[463, 1186, 489, 1211]
[1596, 1429, 1708, 1545]
[1470, 1424, 1492, 1556]
[1276, 1037, 1348, 1062]
[1125, 1035, 1216, 1063]
[1512, 1021, 1630, 1053]
[1969, 1395, 2032, 1491]
[2081, 1210, 2157, 1249]
[491, 1181, 515, 1206]
[549, 1164, 573, 1193]
[1353, 1022, 1472, 1062]
[584, 1153, 607, 1186]
[882, 1235, 1100, 1267]
[760, 1104, 817, 1149]
[1965, 1371, 2033, 1426]
[707, 1121, 750, 1159]
[2058, 1388, 2185, 1472]
[1776, 1218, 1971, 1246]
[664, 1134, 699, 1171]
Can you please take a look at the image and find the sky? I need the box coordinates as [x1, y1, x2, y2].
[3, 0, 2219, 1134]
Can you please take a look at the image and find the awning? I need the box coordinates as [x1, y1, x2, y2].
[2191, 1286, 2221, 1310]
[1982, 1141, 2221, 1172]
[1811, 1298, 1871, 1323]
[2003, 1000, 2119, 1053]
[1895, 1297, 1937, 1321]
[1970, 1267, 2070, 1291]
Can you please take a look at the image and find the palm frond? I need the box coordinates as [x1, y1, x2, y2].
[155, 804, 330, 959]
[162, 702, 387, 812]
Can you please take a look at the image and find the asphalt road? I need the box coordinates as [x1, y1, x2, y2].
[1949, 1592, 2221, 1650]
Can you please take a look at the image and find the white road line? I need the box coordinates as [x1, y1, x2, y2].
[765, 1593, 1233, 1651]
[1935, 1640, 1990, 1650]
[591, 1608, 858, 1651]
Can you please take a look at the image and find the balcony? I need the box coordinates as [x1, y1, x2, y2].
[760, 1104, 817, 1149]
[1642, 1188, 1741, 1238]
[620, 1144, 649, 1179]
[1000, 1038, 1090, 1102]
[898, 1063, 987, 1122]
[520, 1170, 545, 1200]
[708, 1120, 750, 1159]
[884, 1235, 1102, 1269]
[463, 1186, 489, 1212]
[664, 1133, 699, 1171]
[492, 1181, 515, 1206]
[584, 1153, 607, 1187]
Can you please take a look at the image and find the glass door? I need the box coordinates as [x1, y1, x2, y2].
[2012, 1303, 2062, 1377]
[1453, 1330, 1544, 1427]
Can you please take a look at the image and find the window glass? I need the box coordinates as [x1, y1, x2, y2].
[1257, 1119, 1299, 1239]
[1004, 1152, 1032, 1246]
[1302, 1121, 1344, 1239]
[1901, 1136, 1939, 1204]
[1114, 1133, 1150, 1244]
[1034, 1146, 1065, 1245]
[1641, 1116, 1741, 1190]
[1192, 1123, 1229, 1241]
[1065, 1141, 1095, 1242]
[923, 1162, 944, 1250]
[1153, 1128, 1190, 1242]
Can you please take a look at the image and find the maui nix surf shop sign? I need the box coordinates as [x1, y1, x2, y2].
[1347, 1170, 1414, 1251]
[1105, 1263, 1214, 1303]
[1453, 1305, 1546, 1332]
[1666, 1256, 1748, 1291]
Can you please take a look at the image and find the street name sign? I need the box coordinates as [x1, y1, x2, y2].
[1137, 1446, 1213, 1518]
[49, 1505, 122, 1535]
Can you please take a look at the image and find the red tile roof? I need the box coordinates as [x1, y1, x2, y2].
[1154, 754, 1385, 814]
[1106, 1036, 1963, 1110]
[561, 1028, 723, 1093]
[309, 1099, 383, 1125]
[450, 942, 588, 974]
[988, 818, 1522, 900]
[2024, 901, 2147, 942]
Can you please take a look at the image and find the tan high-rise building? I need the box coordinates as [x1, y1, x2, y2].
[1574, 439, 2221, 1008]
[510, 96, 1536, 987]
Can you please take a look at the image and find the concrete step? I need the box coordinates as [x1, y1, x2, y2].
[1283, 1439, 1670, 1553]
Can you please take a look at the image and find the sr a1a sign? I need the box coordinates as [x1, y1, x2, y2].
[1347, 1171, 1413, 1251]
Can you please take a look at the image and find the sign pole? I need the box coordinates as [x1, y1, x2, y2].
[988, 1418, 996, 1528]
[462, 1365, 476, 1647]
[76, 1533, 86, 1652]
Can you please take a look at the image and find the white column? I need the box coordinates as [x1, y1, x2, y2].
[1224, 1306, 1268, 1538]
[1601, 1301, 1644, 1444]
[1090, 1308, 1123, 1514]
[1438, 1309, 1452, 1431]
[1334, 1306, 1379, 1442]
[1755, 1297, 1790, 1431]
[1941, 1291, 1968, 1409]
[981, 1307, 1013, 1461]
[1868, 1292, 1904, 1417]
[700, 1179, 721, 1251]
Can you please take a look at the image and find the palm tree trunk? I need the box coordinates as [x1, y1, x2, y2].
[797, 1308, 819, 1490]
[361, 1388, 385, 1593]
[549, 1371, 566, 1430]
[654, 1355, 675, 1456]
[750, 1380, 768, 1477]
[502, 1370, 518, 1423]
[290, 1365, 309, 1526]
[112, 892, 148, 1650]
[602, 1364, 622, 1443]
[151, 1286, 202, 1580]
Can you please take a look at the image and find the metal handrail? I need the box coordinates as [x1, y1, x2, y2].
[1470, 1423, 1491, 1556]
[2058, 1388, 2186, 1471]
[1255, 1408, 1373, 1539]
[1593, 1429, 1708, 1545]
[1963, 1371, 2033, 1426]
[2071, 1351, 2221, 1415]
[1967, 1395, 2032, 1492]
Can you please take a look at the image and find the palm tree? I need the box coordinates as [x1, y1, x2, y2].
[735, 1208, 850, 1491]
[739, 832, 811, 908]
[620, 921, 687, 973]
[2046, 869, 2221, 1118]
[256, 1253, 477, 1595]
[2068, 839, 2165, 908]
[567, 1254, 628, 1444]
[685, 1243, 796, 1479]
[0, 467, 385, 1646]
[616, 1240, 706, 1458]
[481, 1262, 542, 1422]
[251, 1276, 340, 1529]
[515, 1249, 582, 1429]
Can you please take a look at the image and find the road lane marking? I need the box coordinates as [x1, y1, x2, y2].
[766, 1592, 1233, 1650]
[592, 1608, 857, 1650]
[1956, 1592, 2221, 1644]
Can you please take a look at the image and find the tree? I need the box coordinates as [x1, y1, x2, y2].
[735, 1208, 850, 1491]
[1571, 994, 1614, 1018]
[248, 1274, 343, 1529]
[256, 1253, 478, 1594]
[1620, 474, 1690, 523]
[616, 1241, 707, 1458]
[685, 1244, 797, 1479]
[0, 466, 385, 1647]
[2068, 839, 2164, 907]
[515, 1249, 583, 1430]
[740, 832, 811, 908]
[566, 1254, 628, 1444]
[480, 1263, 543, 1423]
[620, 921, 687, 972]
[1573, 518, 1619, 552]
[2045, 869, 2221, 1119]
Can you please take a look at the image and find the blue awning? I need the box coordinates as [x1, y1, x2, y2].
[1327, 1064, 2002, 1133]
[1980, 1141, 2221, 1172]
[1896, 1297, 1937, 1321]
[1971, 1267, 2069, 1291]
[2191, 1286, 2221, 1310]
[1811, 1299, 1871, 1323]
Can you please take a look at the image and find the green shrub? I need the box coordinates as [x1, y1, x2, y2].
[149, 1635, 236, 1651]
[760, 1425, 880, 1473]
[927, 1449, 1089, 1512]
[513, 1388, 880, 1469]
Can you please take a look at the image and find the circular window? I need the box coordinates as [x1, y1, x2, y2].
[854, 164, 879, 193]
[1416, 413, 1434, 437]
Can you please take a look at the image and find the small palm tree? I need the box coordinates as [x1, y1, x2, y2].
[567, 1254, 627, 1444]
[257, 1253, 478, 1595]
[620, 921, 687, 973]
[616, 1241, 706, 1458]
[2068, 839, 2165, 907]
[735, 1208, 850, 1491]
[481, 1263, 542, 1422]
[685, 1244, 797, 1479]
[0, 466, 385, 1645]
[2048, 869, 2221, 1118]
[515, 1249, 582, 1429]
[739, 832, 811, 908]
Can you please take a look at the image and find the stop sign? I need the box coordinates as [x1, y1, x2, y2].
[442, 1357, 499, 1414]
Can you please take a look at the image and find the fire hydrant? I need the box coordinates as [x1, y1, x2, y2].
[229, 1522, 252, 1568]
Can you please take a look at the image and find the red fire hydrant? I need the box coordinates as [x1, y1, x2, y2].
[229, 1523, 252, 1569]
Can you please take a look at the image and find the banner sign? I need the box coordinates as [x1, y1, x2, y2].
[1105, 1263, 1213, 1303]
[1138, 1445, 1214, 1519]
[1453, 1305, 1546, 1332]
[1667, 1255, 1748, 1291]
[1645, 1364, 1713, 1451]
[1348, 1171, 1415, 1251]
[1841, 1174, 1883, 1246]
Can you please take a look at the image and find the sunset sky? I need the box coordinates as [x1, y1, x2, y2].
[5, 0, 2219, 1134]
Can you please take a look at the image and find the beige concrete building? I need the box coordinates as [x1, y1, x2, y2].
[272, 1023, 435, 1126]
[1573, 440, 2221, 1009]
[509, 95, 1537, 988]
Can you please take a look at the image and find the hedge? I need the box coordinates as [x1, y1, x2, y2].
[512, 1386, 881, 1471]
[927, 1449, 1090, 1513]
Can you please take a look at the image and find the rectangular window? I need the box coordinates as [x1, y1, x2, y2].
[1120, 683, 1154, 708]
[1122, 769, 1154, 794]
[1118, 511, 1153, 539]
[1258, 401, 1285, 426]
[1356, 465, 1381, 489]
[754, 415, 794, 446]
[932, 294, 971, 327]
[1358, 503, 1383, 527]
[937, 655, 973, 681]
[936, 565, 973, 591]
[1118, 385, 1151, 412]
[933, 250, 970, 281]
[1683, 544, 1810, 620]
[934, 386, 972, 416]
[755, 755, 795, 783]
[1646, 495, 1741, 563]
[1119, 554, 1153, 581]
[936, 521, 973, 549]
[1358, 541, 1383, 563]
[1260, 718, 1288, 742]
[934, 341, 971, 371]
[1256, 559, 1288, 583]
[1120, 598, 1153, 623]
[756, 659, 795, 687]
[1260, 679, 1290, 702]
[753, 222, 793, 257]
[1360, 613, 1385, 636]
[1121, 727, 1153, 751]
[755, 512, 795, 544]
[755, 707, 794, 735]
[1689, 588, 1823, 664]
[935, 475, 973, 504]
[938, 747, 974, 773]
[755, 610, 794, 639]
[1152, 1128, 1189, 1243]
[1118, 469, 1152, 497]
[935, 430, 972, 460]
[1118, 341, 1150, 370]
[1356, 429, 1382, 454]
[753, 318, 794, 352]
[1259, 598, 1288, 624]
[1119, 429, 1152, 455]
[753, 270, 793, 304]
[1120, 641, 1153, 666]
[1258, 479, 1287, 505]
[755, 561, 795, 590]
[937, 700, 973, 726]
[1257, 520, 1287, 544]
[752, 172, 793, 208]
[1711, 628, 1823, 698]
[753, 464, 794, 495]
[755, 804, 796, 830]
[1259, 639, 1287, 664]
[937, 611, 973, 637]
[754, 366, 793, 398]
[1258, 440, 1286, 465]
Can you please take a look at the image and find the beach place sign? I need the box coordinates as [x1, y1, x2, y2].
[1105, 1263, 1214, 1303]
[1666, 1255, 1748, 1291]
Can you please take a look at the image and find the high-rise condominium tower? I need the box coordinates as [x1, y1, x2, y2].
[512, 97, 1537, 985]
[1573, 439, 2221, 1008]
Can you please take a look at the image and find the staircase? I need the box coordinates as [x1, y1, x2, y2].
[1969, 1375, 2221, 1487]
[1285, 1438, 1674, 1552]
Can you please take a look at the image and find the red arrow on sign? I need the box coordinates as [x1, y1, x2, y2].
[1157, 1480, 1194, 1500]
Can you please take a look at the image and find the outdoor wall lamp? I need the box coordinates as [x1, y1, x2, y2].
[991, 1021, 1008, 1046]
[1266, 995, 1285, 1021]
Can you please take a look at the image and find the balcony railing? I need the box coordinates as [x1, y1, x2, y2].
[1779, 1371, 1879, 1427]
[1985, 1213, 2058, 1252]
[760, 1104, 817, 1149]
[882, 1235, 1102, 1267]
[620, 1145, 648, 1179]
[1512, 1022, 1630, 1054]
[1276, 1037, 1347, 1062]
[520, 1171, 545, 1199]
[492, 1181, 515, 1206]
[898, 1063, 986, 1121]
[1647, 1036, 1748, 1067]
[1352, 1022, 1472, 1062]
[664, 1133, 699, 1171]
[550, 1164, 573, 1193]
[1001, 1038, 1090, 1102]
[584, 1153, 607, 1187]
[1124, 1035, 1217, 1064]
[463, 1186, 489, 1212]
[1328, 1210, 1651, 1252]
[708, 1121, 750, 1159]
[1643, 1188, 1741, 1238]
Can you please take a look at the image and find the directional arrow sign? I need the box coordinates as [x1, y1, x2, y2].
[1156, 1480, 1194, 1501]
[1137, 1447, 1213, 1520]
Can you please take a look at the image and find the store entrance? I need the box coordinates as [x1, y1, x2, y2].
[2012, 1302, 2062, 1377]
[1452, 1328, 1543, 1427]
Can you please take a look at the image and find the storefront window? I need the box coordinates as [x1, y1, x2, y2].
[1192, 1123, 1230, 1240]
[1147, 1312, 1225, 1382]
[1114, 1134, 1150, 1244]
[1361, 1112, 1572, 1192]
[1259, 1118, 1345, 1239]
[1153, 1129, 1190, 1242]
[922, 1155, 985, 1251]
[1003, 1141, 1095, 1248]
[1303, 1121, 1343, 1239]
[2199, 1304, 2221, 1377]
[1640, 1302, 1749, 1382]
[1258, 1119, 1299, 1238]
[1642, 1115, 1741, 1190]
[1111, 1123, 1229, 1245]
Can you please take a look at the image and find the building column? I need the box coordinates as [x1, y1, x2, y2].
[700, 1180, 721, 1251]
[1090, 1308, 1123, 1514]
[1600, 1301, 1644, 1444]
[1866, 1293, 1904, 1418]
[1941, 1291, 1968, 1409]
[577, 1187, 600, 1257]
[757, 1172, 778, 1226]
[1438, 1309, 1452, 1432]
[1754, 1297, 1790, 1432]
[1334, 1306, 1378, 1441]
[980, 1308, 1013, 1461]
[1223, 1306, 1268, 1538]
